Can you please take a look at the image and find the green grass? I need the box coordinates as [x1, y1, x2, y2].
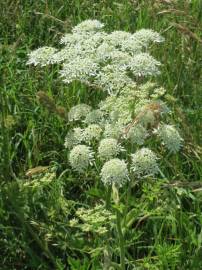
[0, 0, 202, 269]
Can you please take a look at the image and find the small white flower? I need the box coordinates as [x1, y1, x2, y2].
[101, 158, 129, 187]
[98, 138, 123, 160]
[96, 65, 133, 94]
[84, 109, 103, 124]
[131, 148, 159, 177]
[72, 19, 104, 33]
[150, 87, 166, 99]
[157, 124, 183, 153]
[64, 128, 85, 149]
[129, 53, 161, 77]
[27, 47, 57, 66]
[126, 124, 148, 145]
[120, 36, 143, 55]
[64, 131, 76, 149]
[50, 47, 74, 64]
[106, 31, 132, 47]
[69, 145, 94, 173]
[96, 42, 115, 62]
[133, 29, 164, 47]
[60, 32, 81, 45]
[103, 123, 124, 139]
[60, 57, 99, 84]
[136, 82, 156, 99]
[83, 124, 102, 143]
[68, 104, 91, 121]
[73, 127, 85, 142]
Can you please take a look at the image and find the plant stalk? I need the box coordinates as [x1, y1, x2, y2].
[116, 209, 125, 270]
[106, 185, 112, 210]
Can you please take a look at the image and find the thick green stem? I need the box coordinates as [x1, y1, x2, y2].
[116, 209, 125, 270]
[106, 185, 112, 210]
[103, 185, 112, 270]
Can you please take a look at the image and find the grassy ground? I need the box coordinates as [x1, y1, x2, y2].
[0, 0, 202, 269]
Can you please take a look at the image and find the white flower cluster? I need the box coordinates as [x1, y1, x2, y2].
[27, 20, 183, 186]
[101, 159, 129, 187]
[65, 87, 181, 182]
[131, 148, 159, 178]
[60, 57, 99, 84]
[150, 87, 166, 99]
[99, 93, 134, 125]
[129, 53, 161, 77]
[72, 20, 105, 33]
[98, 138, 123, 160]
[27, 47, 57, 66]
[103, 123, 124, 139]
[68, 104, 91, 121]
[126, 124, 148, 145]
[157, 124, 183, 153]
[27, 20, 164, 94]
[64, 130, 80, 149]
[84, 109, 103, 124]
[83, 124, 102, 143]
[69, 145, 94, 173]
[95, 65, 133, 94]
[133, 29, 165, 46]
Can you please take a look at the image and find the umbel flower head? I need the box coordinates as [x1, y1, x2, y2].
[84, 109, 103, 124]
[133, 29, 165, 46]
[64, 130, 77, 149]
[60, 57, 99, 84]
[64, 128, 84, 149]
[126, 124, 148, 145]
[101, 158, 129, 187]
[68, 104, 91, 121]
[72, 19, 105, 33]
[27, 47, 57, 66]
[129, 53, 161, 77]
[131, 148, 159, 178]
[27, 19, 164, 95]
[98, 138, 123, 160]
[103, 123, 124, 139]
[157, 124, 183, 153]
[83, 124, 102, 143]
[69, 145, 94, 173]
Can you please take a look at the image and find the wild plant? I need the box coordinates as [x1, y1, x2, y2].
[27, 20, 183, 269]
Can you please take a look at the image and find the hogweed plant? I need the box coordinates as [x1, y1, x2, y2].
[28, 20, 183, 269]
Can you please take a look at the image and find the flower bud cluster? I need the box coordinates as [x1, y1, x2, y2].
[98, 138, 123, 160]
[100, 159, 129, 187]
[157, 124, 183, 153]
[131, 148, 159, 178]
[69, 145, 94, 173]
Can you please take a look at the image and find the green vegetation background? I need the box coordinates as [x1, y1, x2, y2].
[0, 0, 201, 269]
